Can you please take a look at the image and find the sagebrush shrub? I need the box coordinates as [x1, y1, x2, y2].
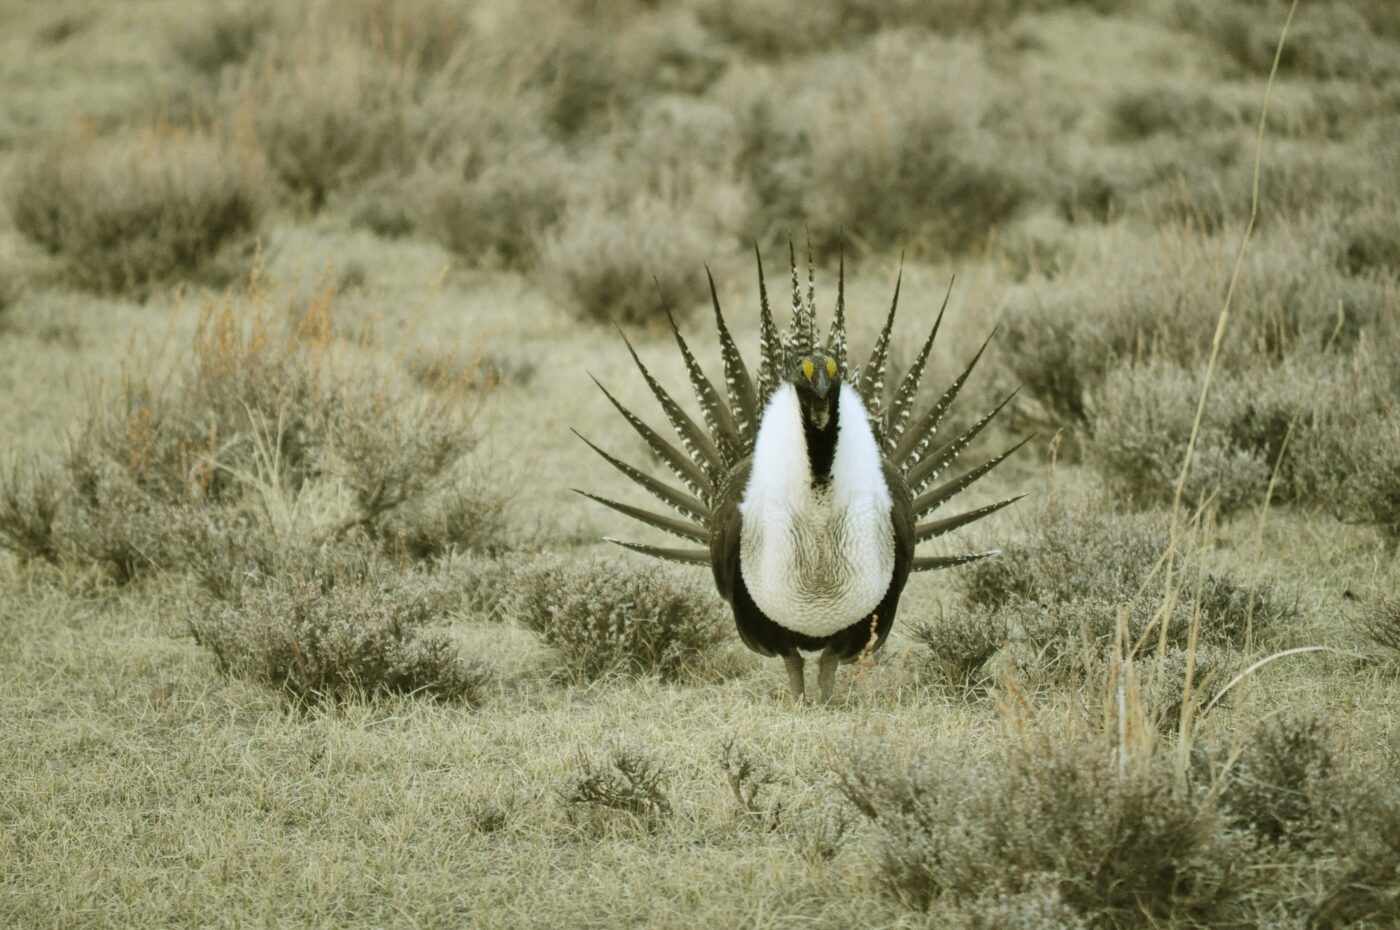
[422, 160, 565, 269]
[962, 494, 1297, 652]
[961, 498, 1171, 609]
[169, 1, 271, 78]
[0, 457, 63, 566]
[1322, 409, 1400, 542]
[323, 384, 480, 536]
[528, 9, 726, 137]
[8, 126, 264, 294]
[1221, 711, 1337, 847]
[248, 31, 413, 209]
[725, 32, 1023, 257]
[909, 609, 1007, 689]
[1106, 84, 1237, 141]
[0, 264, 22, 325]
[1357, 596, 1400, 653]
[540, 190, 720, 325]
[1090, 360, 1322, 514]
[1340, 201, 1400, 275]
[1311, 771, 1400, 928]
[837, 734, 1252, 924]
[0, 282, 505, 581]
[1175, 0, 1400, 81]
[189, 547, 486, 705]
[560, 744, 671, 823]
[999, 219, 1392, 434]
[510, 554, 730, 681]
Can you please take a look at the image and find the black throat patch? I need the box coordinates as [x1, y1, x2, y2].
[803, 389, 840, 486]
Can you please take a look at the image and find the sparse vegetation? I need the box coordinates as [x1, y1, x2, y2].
[837, 734, 1252, 924]
[540, 188, 724, 325]
[561, 744, 672, 824]
[510, 554, 730, 681]
[2, 0, 1398, 926]
[189, 546, 489, 705]
[909, 608, 1006, 689]
[8, 125, 265, 294]
[1357, 595, 1400, 653]
[0, 278, 503, 581]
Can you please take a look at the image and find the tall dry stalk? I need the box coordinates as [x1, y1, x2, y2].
[1100, 0, 1302, 776]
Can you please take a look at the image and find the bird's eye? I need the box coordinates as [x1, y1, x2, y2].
[825, 357, 837, 377]
[801, 359, 815, 380]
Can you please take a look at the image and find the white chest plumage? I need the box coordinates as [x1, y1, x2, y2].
[739, 383, 896, 638]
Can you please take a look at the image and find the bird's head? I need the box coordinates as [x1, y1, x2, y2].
[791, 352, 840, 430]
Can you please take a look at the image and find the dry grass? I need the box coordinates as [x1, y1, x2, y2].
[2, 0, 1399, 927]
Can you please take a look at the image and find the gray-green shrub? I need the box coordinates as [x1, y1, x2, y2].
[169, 1, 271, 78]
[510, 554, 730, 681]
[8, 126, 265, 294]
[909, 609, 1007, 689]
[539, 189, 723, 325]
[189, 548, 486, 705]
[962, 494, 1298, 651]
[1220, 711, 1337, 847]
[0, 284, 505, 581]
[1357, 596, 1400, 653]
[724, 32, 1024, 257]
[837, 734, 1252, 924]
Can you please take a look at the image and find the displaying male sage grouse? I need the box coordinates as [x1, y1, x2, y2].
[575, 247, 1027, 702]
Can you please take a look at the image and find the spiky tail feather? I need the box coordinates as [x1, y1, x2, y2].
[579, 244, 1026, 570]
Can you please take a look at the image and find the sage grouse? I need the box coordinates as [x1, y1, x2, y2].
[576, 247, 1027, 701]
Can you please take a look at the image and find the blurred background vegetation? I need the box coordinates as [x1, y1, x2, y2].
[1, 1, 1399, 927]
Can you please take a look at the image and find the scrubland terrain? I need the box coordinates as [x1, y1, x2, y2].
[1, 0, 1398, 927]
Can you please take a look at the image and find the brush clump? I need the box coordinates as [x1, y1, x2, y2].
[189, 541, 488, 706]
[509, 554, 730, 682]
[560, 743, 672, 826]
[837, 733, 1253, 926]
[0, 281, 507, 584]
[8, 126, 265, 295]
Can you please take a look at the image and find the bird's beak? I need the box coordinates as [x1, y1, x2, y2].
[812, 370, 831, 400]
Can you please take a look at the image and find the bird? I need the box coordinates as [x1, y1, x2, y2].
[574, 244, 1027, 702]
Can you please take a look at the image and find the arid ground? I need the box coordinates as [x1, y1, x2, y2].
[1, 1, 1398, 927]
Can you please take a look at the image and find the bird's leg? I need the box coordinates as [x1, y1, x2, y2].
[783, 653, 806, 702]
[817, 649, 839, 704]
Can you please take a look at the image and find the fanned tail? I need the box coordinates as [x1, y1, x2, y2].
[708, 268, 758, 443]
[571, 430, 710, 525]
[662, 301, 742, 466]
[911, 435, 1036, 521]
[604, 538, 711, 566]
[573, 490, 708, 543]
[911, 551, 998, 573]
[883, 277, 952, 457]
[783, 241, 814, 361]
[892, 328, 1000, 471]
[827, 246, 848, 372]
[754, 245, 783, 410]
[615, 325, 724, 481]
[905, 389, 1022, 497]
[588, 376, 713, 503]
[580, 246, 1028, 577]
[857, 255, 903, 442]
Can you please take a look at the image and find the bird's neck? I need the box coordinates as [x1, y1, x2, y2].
[747, 384, 888, 510]
[804, 393, 840, 485]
